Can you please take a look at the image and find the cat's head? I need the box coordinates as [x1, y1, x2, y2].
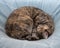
[37, 24, 50, 39]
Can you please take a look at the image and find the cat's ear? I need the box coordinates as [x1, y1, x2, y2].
[42, 32, 48, 39]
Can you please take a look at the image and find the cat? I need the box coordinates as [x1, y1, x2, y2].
[5, 6, 54, 41]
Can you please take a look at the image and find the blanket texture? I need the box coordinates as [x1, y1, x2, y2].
[0, 0, 60, 48]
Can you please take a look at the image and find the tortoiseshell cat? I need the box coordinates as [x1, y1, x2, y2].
[5, 6, 54, 41]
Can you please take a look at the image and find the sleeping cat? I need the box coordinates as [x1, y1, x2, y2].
[5, 6, 54, 41]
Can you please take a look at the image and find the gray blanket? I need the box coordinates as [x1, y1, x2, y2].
[0, 0, 60, 48]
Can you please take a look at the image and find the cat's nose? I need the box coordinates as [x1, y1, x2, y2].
[42, 32, 48, 39]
